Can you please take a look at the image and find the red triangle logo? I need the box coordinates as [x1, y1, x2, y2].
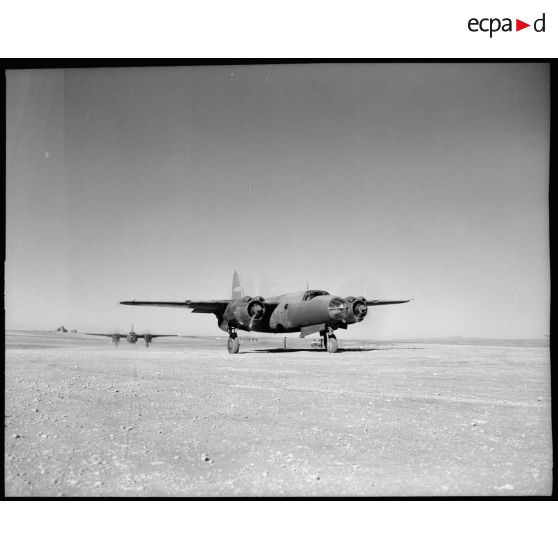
[516, 19, 530, 31]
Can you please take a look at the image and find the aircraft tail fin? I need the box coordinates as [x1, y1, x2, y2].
[232, 270, 244, 299]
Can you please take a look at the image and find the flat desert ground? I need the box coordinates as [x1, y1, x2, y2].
[5, 331, 552, 497]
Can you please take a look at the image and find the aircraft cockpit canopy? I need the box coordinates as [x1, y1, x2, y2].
[302, 290, 330, 301]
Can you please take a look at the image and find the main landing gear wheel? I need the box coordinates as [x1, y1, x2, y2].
[327, 334, 338, 353]
[227, 334, 240, 354]
[321, 329, 339, 353]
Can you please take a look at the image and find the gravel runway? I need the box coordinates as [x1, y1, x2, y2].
[4, 331, 552, 496]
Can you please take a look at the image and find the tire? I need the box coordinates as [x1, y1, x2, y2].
[327, 335, 338, 353]
[227, 336, 240, 354]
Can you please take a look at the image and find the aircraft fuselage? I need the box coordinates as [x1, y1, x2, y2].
[126, 332, 138, 344]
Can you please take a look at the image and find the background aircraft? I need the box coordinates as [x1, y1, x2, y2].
[86, 325, 176, 347]
[121, 272, 410, 353]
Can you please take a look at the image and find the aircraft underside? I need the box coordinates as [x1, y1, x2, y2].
[218, 316, 342, 353]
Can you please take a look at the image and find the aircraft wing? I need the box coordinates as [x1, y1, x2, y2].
[148, 334, 178, 338]
[120, 300, 231, 314]
[86, 333, 125, 338]
[134, 334, 178, 338]
[366, 299, 412, 306]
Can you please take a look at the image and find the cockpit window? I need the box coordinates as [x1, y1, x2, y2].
[302, 290, 330, 301]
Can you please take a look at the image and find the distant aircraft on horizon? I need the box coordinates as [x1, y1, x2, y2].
[120, 271, 411, 353]
[86, 325, 177, 347]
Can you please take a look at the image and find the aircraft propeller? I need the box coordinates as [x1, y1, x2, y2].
[248, 299, 266, 330]
[352, 298, 368, 319]
[341, 296, 368, 322]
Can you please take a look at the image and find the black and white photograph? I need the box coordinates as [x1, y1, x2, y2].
[5, 63, 551, 497]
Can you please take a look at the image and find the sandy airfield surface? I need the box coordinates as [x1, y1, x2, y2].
[4, 331, 552, 497]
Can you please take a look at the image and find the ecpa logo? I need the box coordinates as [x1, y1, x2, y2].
[468, 13, 546, 37]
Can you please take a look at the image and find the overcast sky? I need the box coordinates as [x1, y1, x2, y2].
[6, 64, 549, 338]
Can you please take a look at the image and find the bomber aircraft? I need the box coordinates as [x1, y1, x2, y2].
[121, 271, 411, 353]
[86, 325, 176, 347]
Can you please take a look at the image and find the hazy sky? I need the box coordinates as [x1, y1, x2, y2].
[6, 64, 549, 338]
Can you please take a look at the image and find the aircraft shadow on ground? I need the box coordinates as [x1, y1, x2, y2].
[249, 347, 423, 353]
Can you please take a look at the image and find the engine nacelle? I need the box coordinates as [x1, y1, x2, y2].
[344, 296, 368, 324]
[224, 296, 267, 330]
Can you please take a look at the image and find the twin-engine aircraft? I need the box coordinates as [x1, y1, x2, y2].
[86, 325, 176, 347]
[121, 272, 411, 353]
